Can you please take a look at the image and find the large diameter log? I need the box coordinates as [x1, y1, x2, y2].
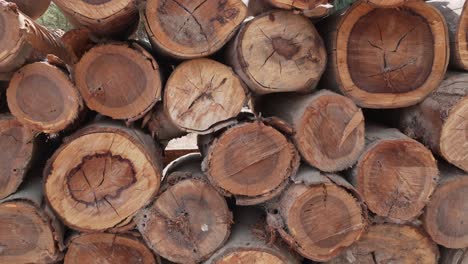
[267, 166, 366, 262]
[350, 125, 439, 222]
[44, 122, 162, 232]
[145, 0, 247, 59]
[423, 163, 468, 248]
[257, 90, 365, 172]
[201, 121, 300, 205]
[204, 207, 301, 264]
[65, 233, 157, 264]
[75, 43, 162, 121]
[52, 0, 139, 38]
[227, 10, 326, 95]
[328, 224, 439, 264]
[440, 248, 468, 264]
[429, 0, 468, 70]
[7, 62, 84, 133]
[318, 1, 449, 108]
[397, 71, 468, 173]
[7, 0, 50, 19]
[0, 176, 64, 264]
[0, 1, 73, 79]
[165, 58, 246, 133]
[0, 114, 36, 199]
[136, 154, 232, 264]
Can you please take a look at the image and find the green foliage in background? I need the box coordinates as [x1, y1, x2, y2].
[37, 3, 72, 31]
[334, 0, 356, 10]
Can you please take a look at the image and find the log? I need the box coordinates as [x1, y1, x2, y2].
[204, 207, 301, 264]
[44, 122, 162, 232]
[143, 102, 186, 146]
[0, 175, 64, 264]
[61, 28, 95, 60]
[227, 10, 327, 95]
[267, 166, 366, 262]
[440, 247, 468, 264]
[75, 42, 162, 121]
[52, 0, 139, 38]
[144, 0, 247, 59]
[423, 163, 468, 249]
[164, 58, 246, 133]
[136, 153, 232, 264]
[396, 72, 468, 174]
[317, 1, 449, 108]
[257, 90, 365, 172]
[429, 0, 468, 70]
[0, 1, 73, 80]
[363, 0, 417, 8]
[65, 232, 157, 264]
[246, 0, 332, 18]
[7, 61, 84, 133]
[0, 114, 36, 199]
[350, 125, 439, 222]
[201, 121, 300, 205]
[328, 224, 439, 264]
[7, 0, 50, 19]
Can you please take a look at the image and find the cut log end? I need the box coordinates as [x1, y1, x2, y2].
[266, 0, 331, 18]
[0, 2, 22, 64]
[231, 10, 326, 94]
[64, 233, 156, 264]
[215, 249, 288, 263]
[7, 62, 83, 133]
[204, 122, 299, 205]
[7, 0, 51, 19]
[164, 58, 246, 132]
[145, 0, 247, 59]
[75, 43, 162, 121]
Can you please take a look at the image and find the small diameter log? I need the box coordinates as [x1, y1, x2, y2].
[258, 90, 365, 172]
[75, 43, 162, 121]
[204, 207, 301, 264]
[136, 154, 232, 264]
[423, 163, 468, 248]
[397, 71, 468, 173]
[7, 0, 50, 19]
[0, 176, 64, 264]
[52, 0, 139, 38]
[0, 1, 72, 79]
[65, 233, 157, 264]
[267, 166, 366, 262]
[328, 224, 439, 264]
[61, 28, 95, 60]
[227, 10, 326, 95]
[44, 122, 162, 232]
[143, 102, 186, 145]
[201, 121, 300, 205]
[350, 125, 439, 222]
[164, 58, 246, 133]
[429, 0, 468, 70]
[0, 114, 36, 199]
[145, 0, 247, 59]
[7, 62, 84, 133]
[318, 1, 448, 108]
[267, 0, 332, 17]
[440, 247, 468, 264]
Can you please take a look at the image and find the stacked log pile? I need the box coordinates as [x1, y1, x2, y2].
[0, 0, 466, 263]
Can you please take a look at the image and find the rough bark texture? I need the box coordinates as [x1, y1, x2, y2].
[0, 1, 73, 80]
[204, 207, 301, 264]
[136, 153, 232, 264]
[318, 0, 449, 108]
[364, 0, 418, 8]
[7, 0, 50, 19]
[64, 232, 157, 264]
[7, 61, 84, 133]
[328, 224, 439, 264]
[397, 71, 468, 172]
[423, 163, 468, 249]
[350, 125, 439, 222]
[61, 28, 95, 61]
[439, 247, 468, 264]
[227, 10, 326, 95]
[52, 0, 140, 38]
[75, 42, 162, 121]
[0, 175, 64, 264]
[44, 122, 162, 232]
[201, 121, 300, 205]
[257, 90, 365, 172]
[429, 0, 468, 70]
[145, 0, 247, 59]
[164, 58, 247, 133]
[246, 0, 332, 18]
[266, 166, 367, 262]
[143, 102, 186, 146]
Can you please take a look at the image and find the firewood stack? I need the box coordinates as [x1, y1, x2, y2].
[0, 0, 467, 263]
